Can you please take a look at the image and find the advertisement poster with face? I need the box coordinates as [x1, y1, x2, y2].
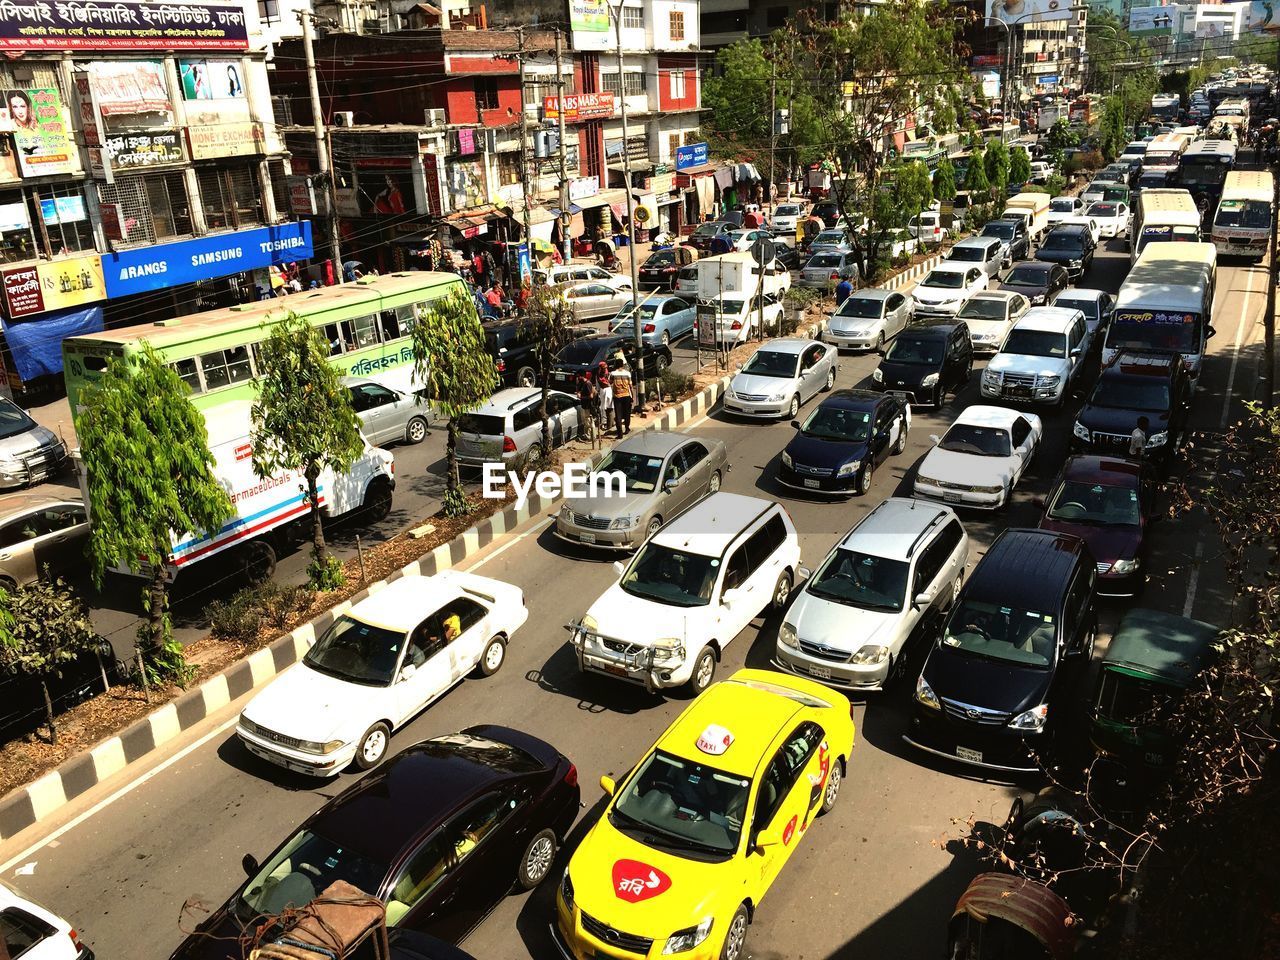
[180, 60, 246, 100]
[6, 88, 77, 177]
[985, 0, 1072, 24]
[356, 161, 417, 217]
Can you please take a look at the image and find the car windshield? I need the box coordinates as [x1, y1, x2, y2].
[1095, 669, 1176, 726]
[942, 599, 1057, 667]
[1040, 233, 1083, 252]
[1088, 203, 1117, 217]
[646, 251, 676, 266]
[884, 337, 942, 365]
[815, 231, 846, 244]
[921, 270, 966, 289]
[809, 253, 842, 268]
[948, 247, 983, 262]
[1048, 479, 1141, 525]
[611, 750, 749, 859]
[557, 340, 604, 365]
[741, 350, 799, 378]
[776, 204, 802, 216]
[806, 548, 908, 611]
[1005, 266, 1049, 286]
[456, 413, 504, 436]
[303, 615, 406, 686]
[717, 299, 746, 315]
[1050, 199, 1077, 212]
[837, 297, 883, 319]
[621, 544, 718, 607]
[595, 449, 663, 493]
[800, 405, 872, 442]
[239, 830, 385, 920]
[1054, 298, 1097, 320]
[0, 400, 37, 440]
[939, 423, 1012, 457]
[1092, 375, 1171, 411]
[693, 222, 726, 237]
[614, 301, 661, 323]
[983, 223, 1015, 240]
[957, 298, 1008, 321]
[1003, 329, 1066, 357]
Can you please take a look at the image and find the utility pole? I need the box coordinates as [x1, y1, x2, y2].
[299, 9, 342, 283]
[612, 6, 644, 410]
[1266, 145, 1278, 409]
[555, 29, 572, 264]
[516, 26, 534, 288]
[768, 70, 777, 222]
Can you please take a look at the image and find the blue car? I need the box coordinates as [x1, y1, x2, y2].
[777, 390, 911, 496]
[608, 294, 696, 347]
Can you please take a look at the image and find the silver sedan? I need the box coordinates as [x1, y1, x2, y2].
[723, 338, 839, 420]
[824, 288, 912, 352]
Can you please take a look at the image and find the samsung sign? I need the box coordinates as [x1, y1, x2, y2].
[103, 222, 313, 298]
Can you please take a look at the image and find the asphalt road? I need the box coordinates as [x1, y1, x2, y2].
[0, 240, 1264, 960]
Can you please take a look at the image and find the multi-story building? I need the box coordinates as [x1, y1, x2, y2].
[0, 0, 306, 402]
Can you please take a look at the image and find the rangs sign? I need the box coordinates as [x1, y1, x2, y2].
[186, 120, 263, 159]
[1, 253, 105, 319]
[0, 0, 250, 51]
[543, 92, 615, 122]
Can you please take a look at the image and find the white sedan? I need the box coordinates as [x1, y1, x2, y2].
[913, 405, 1042, 510]
[237, 570, 527, 777]
[0, 883, 92, 959]
[1085, 200, 1131, 239]
[911, 263, 988, 318]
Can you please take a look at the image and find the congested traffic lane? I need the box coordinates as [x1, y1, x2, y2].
[0, 241, 1258, 960]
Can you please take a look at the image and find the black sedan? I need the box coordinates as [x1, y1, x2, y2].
[777, 390, 910, 496]
[998, 260, 1070, 307]
[168, 727, 580, 959]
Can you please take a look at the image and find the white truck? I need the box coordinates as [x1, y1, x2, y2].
[78, 400, 397, 582]
[1002, 192, 1052, 242]
[694, 252, 791, 347]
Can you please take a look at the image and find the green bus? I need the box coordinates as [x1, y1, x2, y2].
[62, 272, 467, 415]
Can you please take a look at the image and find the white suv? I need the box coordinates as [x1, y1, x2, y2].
[775, 498, 968, 691]
[980, 306, 1090, 407]
[568, 493, 801, 695]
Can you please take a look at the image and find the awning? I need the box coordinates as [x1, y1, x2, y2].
[676, 162, 717, 177]
[572, 188, 629, 211]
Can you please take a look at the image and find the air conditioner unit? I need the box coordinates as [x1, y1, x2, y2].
[333, 111, 355, 127]
[423, 108, 446, 127]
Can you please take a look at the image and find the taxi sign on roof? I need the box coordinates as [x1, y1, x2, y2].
[696, 724, 734, 755]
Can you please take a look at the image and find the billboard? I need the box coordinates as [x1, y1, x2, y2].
[570, 0, 610, 32]
[179, 60, 247, 100]
[543, 92, 615, 122]
[2, 254, 105, 319]
[5, 87, 77, 178]
[1129, 6, 1175, 33]
[0, 0, 249, 51]
[986, 0, 1072, 24]
[87, 61, 172, 117]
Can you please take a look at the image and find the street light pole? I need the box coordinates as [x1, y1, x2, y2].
[610, 1, 645, 409]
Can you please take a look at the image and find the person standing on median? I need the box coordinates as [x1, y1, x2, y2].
[834, 276, 853, 306]
[595, 360, 614, 435]
[610, 360, 633, 438]
[577, 370, 597, 441]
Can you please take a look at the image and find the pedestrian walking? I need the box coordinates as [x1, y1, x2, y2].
[577, 370, 598, 442]
[595, 361, 614, 434]
[1129, 415, 1149, 457]
[610, 362, 633, 438]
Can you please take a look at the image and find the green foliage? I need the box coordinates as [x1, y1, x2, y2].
[896, 160, 934, 219]
[525, 283, 582, 456]
[983, 138, 1010, 195]
[1008, 147, 1031, 187]
[702, 39, 773, 156]
[412, 288, 498, 515]
[658, 368, 695, 401]
[933, 157, 957, 203]
[963, 145, 991, 195]
[307, 554, 344, 592]
[1099, 96, 1127, 162]
[208, 580, 311, 644]
[251, 312, 364, 590]
[78, 344, 232, 684]
[0, 578, 101, 744]
[1045, 119, 1079, 151]
[0, 584, 14, 654]
[1045, 174, 1067, 197]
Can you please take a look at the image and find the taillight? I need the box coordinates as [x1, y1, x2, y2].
[731, 320, 742, 330]
[502, 436, 517, 453]
[496, 358, 506, 372]
[643, 323, 656, 333]
[830, 272, 839, 280]
[564, 763, 578, 787]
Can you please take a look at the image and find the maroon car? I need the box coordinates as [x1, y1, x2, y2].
[168, 726, 579, 959]
[1037, 455, 1158, 597]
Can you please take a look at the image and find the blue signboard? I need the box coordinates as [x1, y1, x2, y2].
[675, 142, 709, 171]
[103, 221, 313, 298]
[517, 243, 532, 285]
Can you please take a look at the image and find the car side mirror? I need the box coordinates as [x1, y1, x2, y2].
[722, 587, 742, 608]
[929, 434, 941, 445]
[912, 590, 935, 610]
[612, 560, 627, 576]
[1070, 348, 1082, 358]
[790, 420, 802, 429]
[797, 565, 812, 580]
[398, 662, 417, 682]
[242, 853, 259, 877]
[754, 827, 782, 855]
[600, 775, 616, 796]
[664, 477, 680, 492]
[1207, 326, 1217, 340]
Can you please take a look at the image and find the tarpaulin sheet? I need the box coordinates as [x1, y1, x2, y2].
[1, 304, 104, 380]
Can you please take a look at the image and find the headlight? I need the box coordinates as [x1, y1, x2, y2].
[610, 516, 637, 529]
[915, 474, 938, 487]
[653, 638, 684, 662]
[663, 917, 714, 954]
[836, 459, 861, 477]
[778, 622, 800, 650]
[1031, 295, 1046, 305]
[560, 503, 572, 519]
[1068, 259, 1082, 268]
[781, 451, 793, 468]
[915, 675, 940, 710]
[1073, 421, 1091, 442]
[560, 868, 574, 909]
[850, 644, 889, 665]
[1111, 558, 1141, 574]
[1145, 431, 1168, 449]
[982, 370, 999, 384]
[975, 483, 1005, 494]
[770, 391, 789, 402]
[0, 457, 22, 475]
[1038, 375, 1061, 388]
[299, 738, 345, 755]
[872, 368, 884, 383]
[920, 373, 940, 387]
[1008, 704, 1049, 731]
[239, 715, 258, 735]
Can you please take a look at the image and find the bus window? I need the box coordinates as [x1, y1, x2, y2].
[172, 358, 202, 393]
[323, 324, 345, 356]
[200, 346, 253, 390]
[341, 315, 380, 350]
[395, 304, 417, 333]
[379, 309, 401, 342]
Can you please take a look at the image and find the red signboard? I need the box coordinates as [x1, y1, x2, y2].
[2, 266, 43, 318]
[543, 92, 616, 122]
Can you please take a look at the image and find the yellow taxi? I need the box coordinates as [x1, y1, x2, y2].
[552, 668, 855, 960]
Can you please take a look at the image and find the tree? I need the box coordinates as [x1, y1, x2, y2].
[251, 312, 365, 591]
[933, 156, 957, 204]
[895, 160, 934, 242]
[1045, 118, 1079, 151]
[78, 345, 233, 688]
[524, 283, 580, 458]
[702, 38, 774, 159]
[1009, 146, 1031, 187]
[1099, 95, 1127, 162]
[412, 288, 499, 517]
[963, 144, 991, 195]
[0, 579, 101, 744]
[984, 138, 1010, 196]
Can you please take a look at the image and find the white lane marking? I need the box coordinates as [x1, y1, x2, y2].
[1183, 540, 1204, 619]
[14, 862, 35, 876]
[1220, 263, 1260, 428]
[0, 714, 241, 876]
[464, 516, 553, 571]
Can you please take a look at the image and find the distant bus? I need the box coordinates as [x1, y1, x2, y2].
[1150, 94, 1181, 122]
[1213, 98, 1250, 130]
[1131, 189, 1202, 261]
[1178, 139, 1237, 210]
[1142, 133, 1192, 172]
[1211, 169, 1274, 261]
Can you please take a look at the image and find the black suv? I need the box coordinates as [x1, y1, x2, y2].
[905, 528, 1098, 776]
[548, 333, 672, 391]
[482, 317, 596, 388]
[1073, 350, 1193, 469]
[872, 320, 973, 409]
[1036, 223, 1096, 281]
[980, 218, 1032, 265]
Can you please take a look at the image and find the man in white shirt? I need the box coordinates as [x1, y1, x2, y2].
[1129, 415, 1149, 457]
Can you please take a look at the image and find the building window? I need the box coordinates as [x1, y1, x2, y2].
[603, 70, 647, 99]
[267, 159, 289, 221]
[623, 5, 643, 29]
[257, 0, 278, 22]
[98, 172, 193, 245]
[34, 184, 95, 256]
[0, 188, 37, 264]
[197, 163, 265, 231]
[668, 133, 681, 159]
[669, 69, 687, 100]
[496, 151, 522, 185]
[669, 9, 685, 40]
[474, 78, 500, 112]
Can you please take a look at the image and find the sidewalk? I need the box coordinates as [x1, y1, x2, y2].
[26, 395, 77, 449]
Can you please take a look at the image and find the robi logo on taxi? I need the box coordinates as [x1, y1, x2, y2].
[612, 860, 672, 903]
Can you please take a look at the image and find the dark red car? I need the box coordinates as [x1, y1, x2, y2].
[1038, 455, 1158, 597]
[168, 727, 580, 959]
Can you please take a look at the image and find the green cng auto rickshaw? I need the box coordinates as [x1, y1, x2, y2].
[1090, 608, 1219, 770]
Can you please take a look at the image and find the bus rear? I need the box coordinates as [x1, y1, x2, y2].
[62, 337, 128, 413]
[1212, 170, 1273, 261]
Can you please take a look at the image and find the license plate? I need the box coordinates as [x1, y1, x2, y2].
[602, 663, 628, 677]
[943, 492, 962, 503]
[808, 664, 832, 679]
[1008, 386, 1032, 398]
[579, 532, 596, 544]
[956, 746, 983, 763]
[804, 479, 820, 489]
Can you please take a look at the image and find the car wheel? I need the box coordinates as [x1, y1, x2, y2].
[707, 471, 722, 494]
[354, 722, 390, 770]
[720, 904, 749, 960]
[875, 332, 885, 353]
[645, 515, 664, 541]
[689, 645, 716, 694]
[241, 540, 277, 585]
[0, 575, 16, 593]
[787, 394, 800, 419]
[405, 416, 428, 445]
[858, 460, 874, 496]
[479, 635, 507, 677]
[1000, 480, 1013, 510]
[661, 330, 670, 347]
[772, 570, 793, 610]
[517, 366, 537, 388]
[820, 758, 842, 814]
[528, 442, 545, 463]
[949, 571, 964, 608]
[362, 478, 393, 524]
[517, 829, 558, 890]
[824, 366, 836, 391]
[893, 419, 908, 455]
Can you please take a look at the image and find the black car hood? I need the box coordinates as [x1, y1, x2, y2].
[999, 281, 1049, 299]
[878, 358, 941, 388]
[922, 643, 1054, 715]
[168, 906, 247, 960]
[1078, 403, 1170, 436]
[1036, 248, 1082, 265]
[784, 430, 870, 470]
